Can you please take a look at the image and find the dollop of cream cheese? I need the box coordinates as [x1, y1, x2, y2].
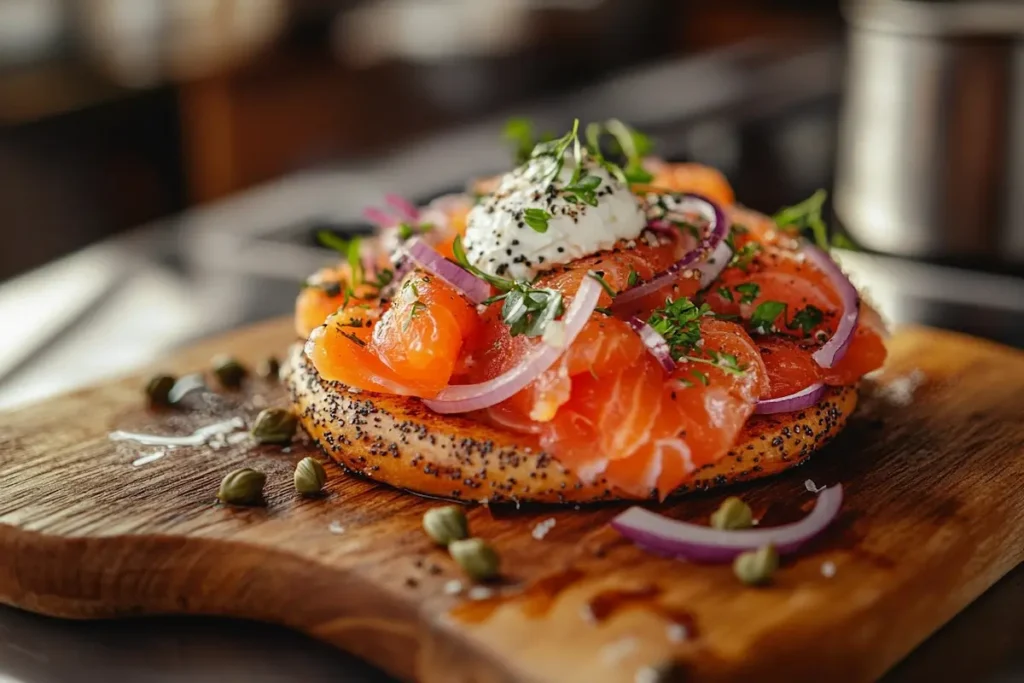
[463, 154, 645, 280]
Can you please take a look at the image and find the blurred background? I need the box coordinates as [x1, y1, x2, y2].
[0, 0, 1022, 411]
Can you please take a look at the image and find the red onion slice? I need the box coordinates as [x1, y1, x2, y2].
[802, 245, 860, 368]
[628, 317, 676, 372]
[363, 206, 394, 227]
[385, 193, 420, 223]
[613, 193, 730, 311]
[423, 277, 602, 414]
[754, 382, 826, 415]
[611, 484, 843, 563]
[405, 238, 491, 304]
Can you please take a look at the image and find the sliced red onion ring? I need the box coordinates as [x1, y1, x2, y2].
[385, 193, 420, 223]
[802, 245, 860, 368]
[611, 484, 843, 563]
[363, 206, 394, 227]
[755, 382, 826, 415]
[423, 277, 602, 414]
[405, 238, 491, 304]
[614, 193, 730, 311]
[628, 317, 676, 372]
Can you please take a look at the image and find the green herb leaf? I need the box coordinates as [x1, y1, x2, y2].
[692, 369, 710, 386]
[605, 119, 653, 184]
[728, 241, 762, 272]
[504, 117, 536, 164]
[452, 235, 514, 291]
[735, 282, 760, 305]
[404, 300, 428, 331]
[717, 286, 734, 303]
[397, 222, 414, 240]
[523, 208, 552, 233]
[787, 305, 824, 334]
[627, 268, 640, 287]
[773, 189, 830, 251]
[587, 271, 617, 298]
[749, 300, 787, 335]
[647, 298, 709, 357]
[339, 330, 366, 347]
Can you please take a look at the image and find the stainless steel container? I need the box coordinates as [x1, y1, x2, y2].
[835, 0, 1024, 265]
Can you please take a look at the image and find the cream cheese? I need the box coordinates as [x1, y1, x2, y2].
[463, 153, 645, 280]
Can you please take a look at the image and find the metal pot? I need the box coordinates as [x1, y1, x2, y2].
[835, 0, 1024, 266]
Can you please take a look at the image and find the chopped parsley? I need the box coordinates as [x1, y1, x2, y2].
[587, 271, 617, 298]
[523, 207, 552, 233]
[604, 118, 653, 184]
[563, 173, 602, 207]
[691, 369, 710, 385]
[484, 283, 564, 338]
[749, 300, 787, 335]
[397, 222, 414, 240]
[338, 330, 366, 347]
[734, 282, 760, 304]
[788, 304, 824, 334]
[627, 268, 641, 287]
[531, 118, 580, 187]
[717, 286, 734, 302]
[647, 297, 747, 378]
[728, 240, 762, 272]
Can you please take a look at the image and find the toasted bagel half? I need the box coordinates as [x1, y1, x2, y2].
[285, 344, 856, 504]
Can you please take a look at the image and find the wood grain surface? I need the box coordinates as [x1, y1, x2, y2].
[0, 318, 1021, 683]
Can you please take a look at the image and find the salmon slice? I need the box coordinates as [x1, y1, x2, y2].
[310, 272, 480, 397]
[540, 319, 767, 497]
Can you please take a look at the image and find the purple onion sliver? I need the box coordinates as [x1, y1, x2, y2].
[754, 382, 827, 415]
[802, 245, 860, 368]
[363, 206, 394, 227]
[385, 193, 420, 223]
[611, 484, 843, 563]
[405, 238, 491, 304]
[629, 317, 676, 372]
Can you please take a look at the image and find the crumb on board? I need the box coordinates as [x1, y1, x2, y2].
[821, 561, 837, 578]
[878, 369, 926, 407]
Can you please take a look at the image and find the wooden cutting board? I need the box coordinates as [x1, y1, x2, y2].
[0, 319, 1021, 683]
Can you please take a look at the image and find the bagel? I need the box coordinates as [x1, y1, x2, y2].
[285, 344, 856, 504]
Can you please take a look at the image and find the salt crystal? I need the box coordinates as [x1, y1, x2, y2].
[531, 518, 557, 540]
[443, 580, 463, 595]
[281, 446, 292, 454]
[821, 561, 837, 578]
[328, 521, 345, 534]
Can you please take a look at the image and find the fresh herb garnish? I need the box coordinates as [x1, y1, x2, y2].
[338, 329, 366, 347]
[587, 271, 617, 298]
[647, 298, 709, 355]
[605, 118, 653, 184]
[717, 286, 734, 303]
[531, 119, 580, 187]
[584, 121, 628, 184]
[453, 235, 514, 291]
[504, 117, 537, 165]
[749, 300, 787, 335]
[728, 241, 762, 271]
[594, 306, 613, 316]
[397, 222, 414, 240]
[627, 268, 641, 287]
[404, 301, 428, 331]
[691, 369, 710, 386]
[773, 190, 830, 251]
[563, 173, 602, 207]
[484, 283, 564, 338]
[735, 282, 760, 305]
[788, 305, 824, 334]
[317, 231, 364, 287]
[523, 208, 552, 233]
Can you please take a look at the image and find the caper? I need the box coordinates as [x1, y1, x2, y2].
[294, 457, 327, 495]
[145, 374, 176, 407]
[212, 355, 248, 389]
[710, 496, 753, 530]
[217, 468, 266, 506]
[251, 407, 297, 445]
[259, 356, 281, 381]
[733, 544, 778, 586]
[448, 538, 499, 581]
[423, 505, 469, 547]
